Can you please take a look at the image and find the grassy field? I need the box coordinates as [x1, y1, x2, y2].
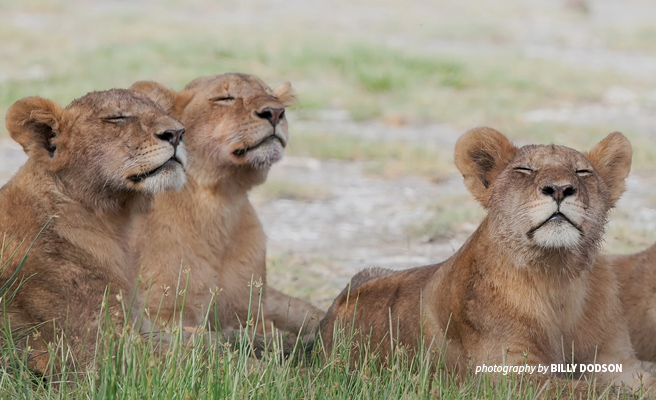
[0, 278, 644, 400]
[0, 269, 642, 400]
[2, 0, 656, 398]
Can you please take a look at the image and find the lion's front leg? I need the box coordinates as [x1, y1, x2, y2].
[263, 286, 325, 337]
[594, 348, 656, 395]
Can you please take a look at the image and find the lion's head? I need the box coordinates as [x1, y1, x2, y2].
[5, 89, 187, 209]
[130, 73, 295, 188]
[455, 127, 632, 271]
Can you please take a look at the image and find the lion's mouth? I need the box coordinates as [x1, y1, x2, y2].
[527, 212, 581, 237]
[128, 157, 182, 183]
[232, 134, 286, 157]
[546, 212, 569, 223]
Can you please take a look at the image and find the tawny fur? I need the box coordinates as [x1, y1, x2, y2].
[607, 247, 656, 362]
[0, 89, 187, 372]
[130, 74, 324, 343]
[321, 127, 655, 393]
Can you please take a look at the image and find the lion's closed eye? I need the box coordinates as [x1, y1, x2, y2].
[210, 96, 235, 103]
[103, 115, 130, 123]
[513, 167, 534, 174]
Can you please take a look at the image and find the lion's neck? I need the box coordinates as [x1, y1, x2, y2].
[23, 166, 143, 292]
[56, 200, 137, 279]
[455, 218, 595, 280]
[184, 172, 250, 205]
[186, 161, 269, 196]
[171, 174, 255, 240]
[439, 217, 593, 336]
[50, 167, 152, 217]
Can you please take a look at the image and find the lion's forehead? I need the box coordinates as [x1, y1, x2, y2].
[61, 91, 182, 145]
[514, 144, 591, 170]
[192, 75, 273, 98]
[66, 89, 166, 117]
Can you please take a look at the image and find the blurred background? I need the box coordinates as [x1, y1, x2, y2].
[1, 0, 655, 308]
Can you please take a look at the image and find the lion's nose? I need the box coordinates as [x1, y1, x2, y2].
[256, 107, 285, 127]
[156, 128, 185, 148]
[541, 184, 576, 204]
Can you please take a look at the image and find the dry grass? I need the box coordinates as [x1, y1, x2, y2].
[254, 178, 331, 203]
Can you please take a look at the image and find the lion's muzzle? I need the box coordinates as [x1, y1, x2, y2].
[255, 107, 285, 127]
[541, 183, 576, 205]
[155, 127, 185, 149]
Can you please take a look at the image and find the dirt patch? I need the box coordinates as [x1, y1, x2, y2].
[254, 157, 467, 270]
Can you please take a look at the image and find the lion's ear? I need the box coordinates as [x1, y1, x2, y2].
[454, 127, 518, 207]
[129, 81, 179, 113]
[273, 82, 296, 108]
[6, 96, 64, 162]
[584, 132, 632, 207]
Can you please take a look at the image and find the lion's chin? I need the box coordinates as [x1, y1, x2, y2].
[244, 140, 284, 169]
[531, 222, 582, 249]
[131, 162, 187, 194]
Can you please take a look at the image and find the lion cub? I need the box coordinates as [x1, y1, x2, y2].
[609, 245, 656, 362]
[0, 90, 187, 372]
[130, 74, 324, 343]
[321, 127, 655, 392]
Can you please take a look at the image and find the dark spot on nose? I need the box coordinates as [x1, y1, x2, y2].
[541, 184, 576, 204]
[156, 128, 185, 148]
[256, 107, 285, 127]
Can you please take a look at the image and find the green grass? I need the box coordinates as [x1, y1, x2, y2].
[0, 299, 641, 400]
[2, 237, 631, 399]
[0, 238, 641, 399]
[2, 23, 655, 137]
[4, 32, 655, 175]
[0, 37, 465, 125]
[287, 131, 454, 178]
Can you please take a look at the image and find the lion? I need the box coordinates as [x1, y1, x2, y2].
[129, 74, 324, 346]
[0, 89, 187, 373]
[320, 127, 656, 393]
[608, 246, 656, 362]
